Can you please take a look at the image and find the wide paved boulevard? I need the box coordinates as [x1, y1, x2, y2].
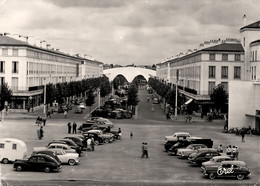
[0, 89, 259, 186]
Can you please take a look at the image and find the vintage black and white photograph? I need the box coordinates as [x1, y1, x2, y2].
[0, 0, 260, 185]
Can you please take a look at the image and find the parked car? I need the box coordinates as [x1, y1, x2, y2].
[87, 129, 115, 143]
[74, 107, 83, 114]
[50, 139, 82, 155]
[79, 103, 86, 109]
[33, 143, 76, 154]
[188, 148, 217, 160]
[164, 132, 191, 144]
[91, 109, 109, 118]
[203, 161, 251, 180]
[33, 150, 61, 163]
[167, 140, 192, 155]
[177, 144, 208, 158]
[153, 97, 159, 104]
[189, 149, 221, 165]
[13, 154, 61, 173]
[108, 110, 122, 119]
[201, 156, 232, 171]
[64, 136, 86, 149]
[82, 132, 104, 145]
[37, 149, 79, 166]
[77, 122, 99, 133]
[92, 117, 114, 128]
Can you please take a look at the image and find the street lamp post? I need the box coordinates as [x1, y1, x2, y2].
[43, 78, 47, 115]
[175, 70, 179, 119]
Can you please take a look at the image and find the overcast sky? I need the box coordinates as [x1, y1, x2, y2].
[0, 0, 260, 66]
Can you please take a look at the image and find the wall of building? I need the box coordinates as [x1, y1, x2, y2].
[229, 81, 255, 129]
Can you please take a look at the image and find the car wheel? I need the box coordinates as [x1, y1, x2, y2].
[237, 174, 245, 180]
[209, 173, 216, 180]
[16, 165, 22, 172]
[68, 159, 76, 166]
[94, 140, 99, 145]
[2, 158, 9, 164]
[44, 167, 51, 173]
[104, 138, 109, 144]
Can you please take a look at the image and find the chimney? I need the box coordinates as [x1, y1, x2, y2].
[243, 14, 247, 26]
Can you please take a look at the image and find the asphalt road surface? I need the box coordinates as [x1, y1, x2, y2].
[0, 89, 259, 186]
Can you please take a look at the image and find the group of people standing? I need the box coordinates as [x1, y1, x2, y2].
[36, 116, 47, 126]
[218, 144, 239, 160]
[67, 122, 77, 134]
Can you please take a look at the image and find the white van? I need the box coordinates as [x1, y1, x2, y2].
[0, 138, 28, 164]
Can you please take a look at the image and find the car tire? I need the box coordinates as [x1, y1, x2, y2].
[209, 173, 216, 180]
[2, 158, 9, 164]
[94, 140, 99, 145]
[104, 138, 109, 144]
[44, 167, 51, 173]
[16, 165, 22, 172]
[68, 159, 76, 166]
[237, 174, 245, 180]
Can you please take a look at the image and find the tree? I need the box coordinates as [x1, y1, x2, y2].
[0, 83, 13, 111]
[85, 88, 95, 112]
[127, 84, 139, 107]
[210, 84, 228, 113]
[46, 83, 56, 106]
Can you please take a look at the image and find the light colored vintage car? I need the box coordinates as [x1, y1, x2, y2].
[201, 155, 232, 171]
[48, 149, 80, 165]
[177, 144, 207, 158]
[164, 132, 191, 143]
[33, 143, 76, 154]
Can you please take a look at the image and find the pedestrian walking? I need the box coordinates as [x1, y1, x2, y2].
[91, 136, 95, 151]
[67, 122, 72, 134]
[147, 96, 150, 102]
[118, 128, 122, 139]
[37, 126, 44, 140]
[241, 129, 246, 142]
[234, 146, 239, 160]
[248, 126, 252, 136]
[47, 111, 51, 118]
[217, 144, 223, 153]
[42, 116, 47, 126]
[130, 131, 133, 139]
[232, 146, 237, 159]
[226, 145, 232, 156]
[188, 115, 192, 123]
[142, 142, 148, 158]
[72, 122, 77, 134]
[64, 110, 67, 118]
[87, 138, 92, 151]
[166, 113, 170, 120]
[151, 104, 155, 112]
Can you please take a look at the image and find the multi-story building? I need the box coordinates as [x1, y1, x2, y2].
[229, 20, 260, 132]
[0, 35, 103, 110]
[156, 39, 244, 114]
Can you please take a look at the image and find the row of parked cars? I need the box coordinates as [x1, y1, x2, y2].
[164, 132, 251, 180]
[1, 118, 121, 173]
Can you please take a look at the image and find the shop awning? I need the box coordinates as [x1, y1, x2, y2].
[185, 99, 193, 105]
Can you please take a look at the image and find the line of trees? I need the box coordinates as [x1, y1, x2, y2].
[46, 76, 111, 106]
[148, 77, 185, 110]
[0, 83, 13, 111]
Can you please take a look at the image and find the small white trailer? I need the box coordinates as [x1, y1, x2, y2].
[0, 138, 28, 164]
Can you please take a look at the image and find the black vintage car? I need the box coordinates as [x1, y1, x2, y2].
[189, 150, 221, 165]
[13, 154, 61, 173]
[64, 136, 87, 150]
[165, 137, 213, 152]
[203, 161, 251, 180]
[77, 122, 99, 132]
[82, 132, 104, 145]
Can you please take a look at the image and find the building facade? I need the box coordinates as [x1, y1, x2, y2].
[229, 20, 260, 132]
[156, 40, 244, 114]
[0, 35, 103, 110]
